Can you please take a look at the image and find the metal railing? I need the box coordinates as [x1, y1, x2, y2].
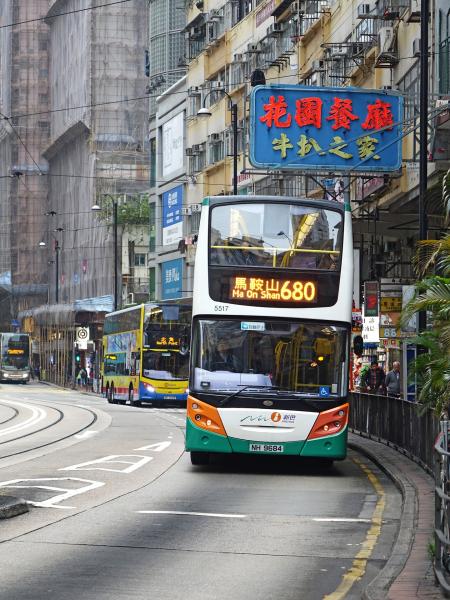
[434, 422, 450, 594]
[349, 391, 438, 473]
[350, 392, 450, 594]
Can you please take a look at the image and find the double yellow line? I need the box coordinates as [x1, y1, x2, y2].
[324, 457, 386, 600]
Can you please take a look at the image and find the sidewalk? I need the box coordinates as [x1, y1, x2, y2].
[349, 432, 444, 599]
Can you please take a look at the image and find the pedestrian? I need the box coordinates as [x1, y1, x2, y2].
[385, 361, 401, 398]
[362, 360, 386, 394]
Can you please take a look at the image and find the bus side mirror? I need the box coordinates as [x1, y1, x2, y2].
[353, 335, 363, 357]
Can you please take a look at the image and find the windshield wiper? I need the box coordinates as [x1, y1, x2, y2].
[219, 385, 282, 407]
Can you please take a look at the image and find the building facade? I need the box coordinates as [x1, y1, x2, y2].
[0, 1, 50, 329]
[183, 0, 448, 385]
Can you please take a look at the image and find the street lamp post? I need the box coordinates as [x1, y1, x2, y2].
[55, 240, 60, 304]
[92, 196, 119, 310]
[38, 240, 60, 303]
[197, 90, 238, 195]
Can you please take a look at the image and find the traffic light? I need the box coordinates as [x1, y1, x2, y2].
[353, 335, 364, 357]
[75, 345, 81, 364]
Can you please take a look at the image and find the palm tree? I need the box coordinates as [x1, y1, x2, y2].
[401, 169, 450, 415]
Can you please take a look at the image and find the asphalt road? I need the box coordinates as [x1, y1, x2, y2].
[0, 382, 402, 600]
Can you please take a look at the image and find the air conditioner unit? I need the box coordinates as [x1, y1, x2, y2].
[210, 81, 223, 89]
[210, 133, 221, 142]
[188, 86, 201, 96]
[191, 203, 202, 213]
[207, 22, 217, 42]
[181, 207, 192, 216]
[192, 144, 202, 153]
[186, 147, 197, 156]
[311, 59, 325, 71]
[378, 27, 394, 53]
[233, 53, 243, 62]
[329, 44, 347, 57]
[357, 3, 374, 18]
[412, 38, 420, 57]
[191, 26, 203, 39]
[209, 8, 222, 20]
[246, 43, 261, 53]
[291, 1, 306, 13]
[267, 22, 284, 36]
[407, 0, 421, 21]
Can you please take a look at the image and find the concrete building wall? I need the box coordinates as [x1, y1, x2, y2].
[0, 0, 50, 323]
[45, 0, 150, 307]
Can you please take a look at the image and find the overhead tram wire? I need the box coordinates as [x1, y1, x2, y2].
[6, 52, 441, 123]
[3, 100, 445, 190]
[2, 101, 445, 237]
[0, 0, 135, 29]
[0, 113, 44, 175]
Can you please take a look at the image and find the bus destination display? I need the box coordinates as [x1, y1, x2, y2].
[229, 276, 317, 303]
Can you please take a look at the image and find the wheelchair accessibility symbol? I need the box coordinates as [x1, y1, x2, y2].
[319, 386, 330, 397]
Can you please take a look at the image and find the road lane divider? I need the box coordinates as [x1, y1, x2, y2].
[137, 510, 247, 518]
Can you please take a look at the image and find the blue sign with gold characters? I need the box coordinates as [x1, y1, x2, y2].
[249, 85, 403, 172]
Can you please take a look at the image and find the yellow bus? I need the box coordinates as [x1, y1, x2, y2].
[102, 300, 191, 406]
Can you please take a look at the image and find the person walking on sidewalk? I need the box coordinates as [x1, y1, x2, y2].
[362, 360, 386, 394]
[385, 361, 401, 398]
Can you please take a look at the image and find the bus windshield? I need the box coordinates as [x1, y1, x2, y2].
[191, 319, 348, 397]
[143, 303, 191, 381]
[142, 349, 189, 381]
[1, 334, 30, 371]
[210, 202, 342, 270]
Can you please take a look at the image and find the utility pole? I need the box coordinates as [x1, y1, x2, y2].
[418, 0, 429, 333]
[113, 199, 118, 311]
[55, 240, 60, 304]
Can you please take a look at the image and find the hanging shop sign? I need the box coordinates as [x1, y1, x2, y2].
[249, 85, 403, 172]
[161, 258, 183, 300]
[364, 281, 379, 317]
[362, 316, 380, 343]
[380, 296, 402, 312]
[162, 185, 183, 246]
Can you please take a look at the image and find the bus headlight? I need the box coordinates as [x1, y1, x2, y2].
[22, 373, 28, 378]
[3, 373, 9, 378]
[144, 384, 155, 393]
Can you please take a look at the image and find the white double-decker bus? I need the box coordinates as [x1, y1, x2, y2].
[186, 196, 353, 466]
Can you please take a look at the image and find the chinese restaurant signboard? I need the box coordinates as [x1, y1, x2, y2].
[249, 85, 403, 172]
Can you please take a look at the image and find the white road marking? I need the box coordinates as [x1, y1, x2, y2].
[74, 430, 98, 439]
[134, 441, 172, 452]
[0, 399, 47, 437]
[59, 454, 153, 474]
[137, 510, 247, 519]
[0, 477, 104, 509]
[313, 517, 373, 523]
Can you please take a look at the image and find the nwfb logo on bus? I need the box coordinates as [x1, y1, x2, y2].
[271, 412, 296, 423]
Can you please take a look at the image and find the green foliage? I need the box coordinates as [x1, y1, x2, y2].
[95, 194, 150, 227]
[401, 169, 450, 415]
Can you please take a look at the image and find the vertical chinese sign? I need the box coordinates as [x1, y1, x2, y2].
[249, 85, 403, 172]
[162, 185, 183, 246]
[161, 258, 183, 300]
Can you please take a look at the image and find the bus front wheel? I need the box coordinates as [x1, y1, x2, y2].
[107, 386, 115, 404]
[190, 451, 210, 466]
[129, 387, 141, 407]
